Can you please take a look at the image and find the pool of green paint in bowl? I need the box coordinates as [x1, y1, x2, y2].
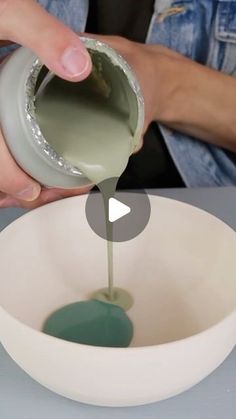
[43, 299, 133, 347]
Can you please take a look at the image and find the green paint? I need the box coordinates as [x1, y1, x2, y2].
[36, 58, 133, 185]
[37, 52, 136, 347]
[91, 287, 134, 312]
[43, 300, 133, 347]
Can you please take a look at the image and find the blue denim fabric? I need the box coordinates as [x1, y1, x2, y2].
[37, 0, 89, 32]
[147, 0, 236, 186]
[1, 0, 236, 186]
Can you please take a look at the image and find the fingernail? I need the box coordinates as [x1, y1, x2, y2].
[15, 184, 41, 201]
[60, 45, 90, 78]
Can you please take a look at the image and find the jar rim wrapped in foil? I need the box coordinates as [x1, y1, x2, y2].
[24, 37, 144, 178]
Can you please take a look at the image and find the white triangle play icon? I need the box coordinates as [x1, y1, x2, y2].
[108, 198, 131, 223]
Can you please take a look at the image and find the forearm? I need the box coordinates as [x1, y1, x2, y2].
[153, 46, 236, 152]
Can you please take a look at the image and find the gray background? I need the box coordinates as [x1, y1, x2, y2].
[0, 187, 235, 419]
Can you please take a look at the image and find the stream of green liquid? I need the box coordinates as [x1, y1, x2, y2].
[37, 67, 135, 346]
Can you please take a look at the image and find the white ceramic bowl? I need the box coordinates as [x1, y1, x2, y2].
[0, 195, 235, 407]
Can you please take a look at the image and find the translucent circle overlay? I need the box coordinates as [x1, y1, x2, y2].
[85, 178, 151, 242]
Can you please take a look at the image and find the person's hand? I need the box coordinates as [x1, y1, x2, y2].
[90, 34, 236, 153]
[86, 35, 185, 152]
[0, 184, 93, 209]
[87, 35, 170, 151]
[0, 0, 92, 208]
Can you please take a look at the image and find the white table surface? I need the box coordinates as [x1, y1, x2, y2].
[0, 187, 235, 419]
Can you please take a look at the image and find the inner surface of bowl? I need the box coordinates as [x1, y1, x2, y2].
[0, 194, 235, 347]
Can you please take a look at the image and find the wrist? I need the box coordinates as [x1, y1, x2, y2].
[150, 45, 189, 125]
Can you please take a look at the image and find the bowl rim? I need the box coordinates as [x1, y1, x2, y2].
[0, 194, 235, 352]
[0, 192, 236, 236]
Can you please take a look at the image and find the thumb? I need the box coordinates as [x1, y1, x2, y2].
[0, 0, 92, 81]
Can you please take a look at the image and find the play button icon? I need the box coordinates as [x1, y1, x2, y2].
[108, 198, 131, 222]
[85, 177, 151, 242]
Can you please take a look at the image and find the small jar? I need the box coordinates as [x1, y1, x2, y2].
[0, 38, 144, 189]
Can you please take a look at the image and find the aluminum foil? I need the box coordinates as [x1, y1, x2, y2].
[25, 59, 83, 176]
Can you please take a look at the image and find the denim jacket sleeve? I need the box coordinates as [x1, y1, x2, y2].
[147, 0, 236, 186]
